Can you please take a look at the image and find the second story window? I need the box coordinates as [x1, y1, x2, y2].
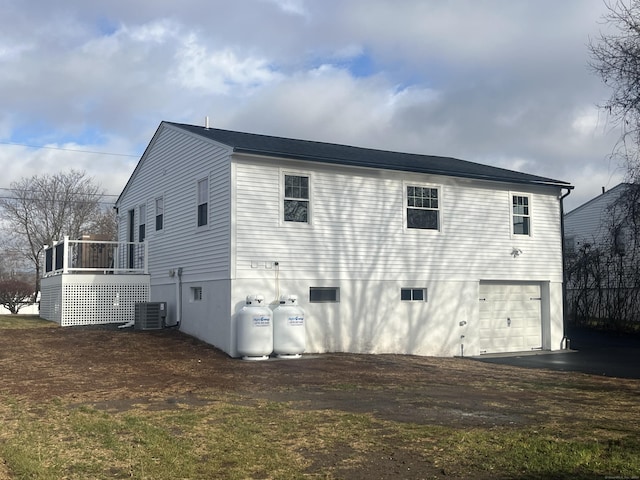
[407, 186, 439, 230]
[284, 174, 309, 223]
[138, 204, 146, 241]
[197, 178, 208, 227]
[155, 197, 164, 231]
[512, 195, 530, 235]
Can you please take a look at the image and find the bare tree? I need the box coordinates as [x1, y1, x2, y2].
[582, 2, 640, 331]
[87, 205, 118, 240]
[0, 170, 104, 293]
[589, 0, 640, 177]
[0, 278, 33, 314]
[565, 184, 640, 330]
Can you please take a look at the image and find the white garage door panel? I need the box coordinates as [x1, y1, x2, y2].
[479, 283, 542, 354]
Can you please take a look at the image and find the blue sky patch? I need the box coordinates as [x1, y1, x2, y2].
[342, 51, 376, 78]
[95, 16, 119, 36]
[10, 123, 107, 147]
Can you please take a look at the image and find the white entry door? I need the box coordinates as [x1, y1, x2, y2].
[478, 283, 542, 354]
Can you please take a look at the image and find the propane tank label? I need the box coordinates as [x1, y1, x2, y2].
[253, 316, 271, 327]
[288, 316, 304, 326]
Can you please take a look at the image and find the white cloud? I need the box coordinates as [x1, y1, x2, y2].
[172, 34, 283, 95]
[261, 0, 309, 17]
[571, 106, 605, 137]
[0, 0, 625, 213]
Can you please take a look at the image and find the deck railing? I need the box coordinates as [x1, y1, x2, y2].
[43, 236, 148, 276]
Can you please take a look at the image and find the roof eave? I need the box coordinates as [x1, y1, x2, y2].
[232, 147, 572, 189]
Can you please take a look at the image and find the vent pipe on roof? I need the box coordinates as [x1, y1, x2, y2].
[602, 186, 606, 194]
[205, 116, 210, 129]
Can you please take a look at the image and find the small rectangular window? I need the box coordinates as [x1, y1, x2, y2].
[191, 286, 203, 301]
[138, 204, 146, 241]
[407, 186, 439, 230]
[197, 178, 208, 227]
[155, 197, 164, 231]
[284, 174, 309, 222]
[310, 287, 339, 303]
[564, 236, 575, 255]
[512, 195, 530, 235]
[401, 288, 427, 301]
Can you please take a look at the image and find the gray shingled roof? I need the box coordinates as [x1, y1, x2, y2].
[168, 121, 571, 188]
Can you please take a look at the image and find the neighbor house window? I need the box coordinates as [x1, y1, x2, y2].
[284, 174, 309, 222]
[309, 287, 339, 303]
[564, 236, 575, 255]
[407, 186, 439, 230]
[155, 196, 164, 231]
[512, 195, 530, 235]
[401, 288, 427, 301]
[197, 178, 208, 227]
[138, 204, 146, 241]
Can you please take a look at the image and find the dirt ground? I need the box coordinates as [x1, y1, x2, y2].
[1, 325, 639, 479]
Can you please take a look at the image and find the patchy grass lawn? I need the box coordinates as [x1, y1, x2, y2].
[0, 315, 639, 479]
[0, 314, 56, 329]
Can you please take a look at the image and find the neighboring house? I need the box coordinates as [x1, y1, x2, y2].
[563, 183, 631, 255]
[115, 121, 572, 357]
[563, 183, 640, 325]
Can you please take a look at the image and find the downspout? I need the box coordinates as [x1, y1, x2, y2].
[175, 267, 183, 328]
[560, 186, 574, 349]
[169, 267, 183, 329]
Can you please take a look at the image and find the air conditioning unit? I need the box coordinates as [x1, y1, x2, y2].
[134, 302, 167, 330]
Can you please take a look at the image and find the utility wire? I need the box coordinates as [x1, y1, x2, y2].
[0, 187, 119, 198]
[0, 140, 140, 158]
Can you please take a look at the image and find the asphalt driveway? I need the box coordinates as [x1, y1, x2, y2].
[475, 326, 640, 379]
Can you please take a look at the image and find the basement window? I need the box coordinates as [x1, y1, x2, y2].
[191, 286, 203, 302]
[309, 287, 339, 303]
[401, 288, 427, 301]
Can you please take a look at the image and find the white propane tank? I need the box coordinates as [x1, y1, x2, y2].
[237, 295, 273, 360]
[273, 294, 305, 358]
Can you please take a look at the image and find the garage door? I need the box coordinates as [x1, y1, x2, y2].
[478, 283, 542, 354]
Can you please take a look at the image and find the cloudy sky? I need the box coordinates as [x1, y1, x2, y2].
[0, 0, 626, 211]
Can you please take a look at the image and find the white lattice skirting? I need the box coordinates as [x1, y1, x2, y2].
[40, 274, 150, 326]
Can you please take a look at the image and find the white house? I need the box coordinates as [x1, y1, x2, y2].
[115, 121, 573, 357]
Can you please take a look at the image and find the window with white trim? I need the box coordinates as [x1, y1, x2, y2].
[407, 185, 439, 230]
[197, 178, 208, 227]
[138, 204, 146, 241]
[512, 195, 530, 235]
[284, 174, 309, 223]
[155, 196, 164, 231]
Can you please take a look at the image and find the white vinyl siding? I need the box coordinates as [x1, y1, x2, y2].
[117, 124, 231, 280]
[234, 157, 564, 283]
